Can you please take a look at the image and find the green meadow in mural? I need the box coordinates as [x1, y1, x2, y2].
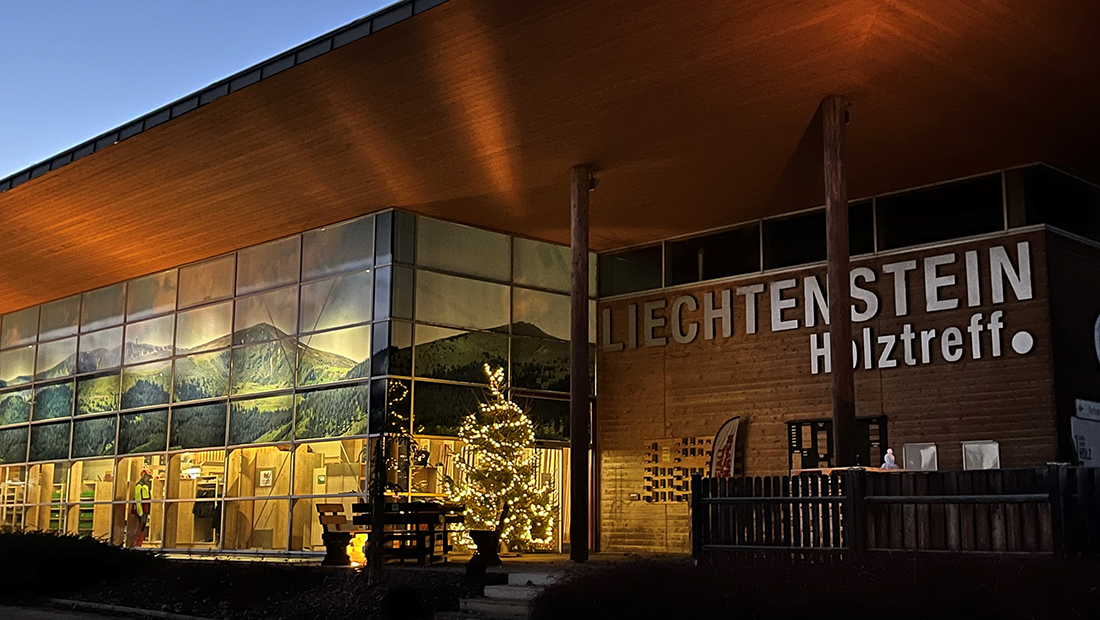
[72, 416, 117, 458]
[0, 389, 31, 426]
[0, 426, 28, 464]
[33, 382, 74, 421]
[229, 395, 293, 445]
[118, 410, 168, 454]
[29, 421, 70, 462]
[170, 403, 227, 450]
[77, 374, 120, 416]
[295, 383, 369, 440]
[121, 361, 171, 410]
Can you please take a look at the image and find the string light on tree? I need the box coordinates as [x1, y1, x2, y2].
[447, 364, 556, 550]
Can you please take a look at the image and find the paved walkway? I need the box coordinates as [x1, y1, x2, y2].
[0, 607, 119, 620]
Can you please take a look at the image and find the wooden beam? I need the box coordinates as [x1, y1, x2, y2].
[570, 164, 592, 562]
[823, 95, 858, 467]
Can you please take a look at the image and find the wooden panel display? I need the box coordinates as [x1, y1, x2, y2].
[598, 230, 1059, 553]
[643, 436, 713, 503]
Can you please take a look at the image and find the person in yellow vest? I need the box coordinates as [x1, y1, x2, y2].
[129, 469, 153, 547]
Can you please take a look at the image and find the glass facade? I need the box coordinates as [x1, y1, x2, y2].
[0, 210, 583, 553]
[598, 165, 1092, 297]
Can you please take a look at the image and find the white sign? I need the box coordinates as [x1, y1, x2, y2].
[603, 241, 1036, 375]
[1071, 416, 1100, 466]
[1075, 399, 1100, 422]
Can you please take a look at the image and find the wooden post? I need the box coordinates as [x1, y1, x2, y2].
[822, 95, 857, 467]
[691, 473, 704, 560]
[570, 165, 592, 562]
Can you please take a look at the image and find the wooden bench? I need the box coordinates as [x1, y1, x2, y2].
[316, 502, 363, 566]
[316, 501, 466, 566]
[351, 501, 466, 566]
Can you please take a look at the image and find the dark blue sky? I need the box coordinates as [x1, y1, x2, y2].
[0, 1, 395, 178]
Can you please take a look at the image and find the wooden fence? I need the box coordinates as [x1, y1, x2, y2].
[691, 466, 1100, 561]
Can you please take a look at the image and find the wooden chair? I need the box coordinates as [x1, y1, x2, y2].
[316, 503, 358, 566]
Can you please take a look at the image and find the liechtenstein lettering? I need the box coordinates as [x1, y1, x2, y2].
[601, 241, 1035, 374]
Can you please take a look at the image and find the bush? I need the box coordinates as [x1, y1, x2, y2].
[0, 529, 160, 603]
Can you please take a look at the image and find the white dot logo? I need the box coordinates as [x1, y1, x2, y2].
[1011, 331, 1034, 355]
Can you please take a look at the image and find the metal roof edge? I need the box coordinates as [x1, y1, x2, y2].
[0, 0, 450, 195]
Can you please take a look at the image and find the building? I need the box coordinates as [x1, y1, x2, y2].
[1, 0, 1099, 556]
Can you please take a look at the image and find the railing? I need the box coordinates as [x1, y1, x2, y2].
[692, 465, 1100, 561]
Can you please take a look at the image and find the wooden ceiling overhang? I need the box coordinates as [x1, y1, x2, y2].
[1, 0, 1098, 314]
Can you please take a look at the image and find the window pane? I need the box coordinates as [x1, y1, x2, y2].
[416, 217, 510, 281]
[0, 426, 28, 464]
[178, 255, 235, 309]
[36, 337, 76, 380]
[167, 450, 226, 500]
[292, 440, 365, 495]
[415, 271, 509, 331]
[113, 454, 166, 501]
[170, 403, 227, 450]
[230, 339, 296, 396]
[762, 203, 874, 270]
[226, 445, 289, 498]
[127, 269, 178, 321]
[234, 287, 297, 344]
[176, 301, 231, 354]
[33, 381, 73, 420]
[0, 389, 31, 426]
[121, 361, 171, 410]
[412, 381, 479, 437]
[666, 224, 759, 286]
[414, 325, 508, 383]
[72, 416, 117, 458]
[371, 321, 412, 377]
[513, 237, 570, 293]
[81, 284, 126, 333]
[222, 499, 288, 550]
[1009, 165, 1100, 241]
[237, 236, 301, 295]
[229, 395, 293, 445]
[29, 421, 70, 462]
[297, 325, 370, 387]
[165, 501, 221, 550]
[2, 307, 38, 349]
[76, 374, 120, 416]
[294, 384, 369, 440]
[124, 315, 174, 365]
[524, 397, 569, 441]
[0, 346, 35, 387]
[78, 327, 123, 373]
[513, 287, 569, 341]
[303, 215, 374, 281]
[173, 351, 230, 403]
[299, 271, 371, 333]
[118, 410, 168, 454]
[40, 296, 80, 341]
[598, 245, 662, 297]
[877, 175, 1004, 251]
[512, 336, 569, 392]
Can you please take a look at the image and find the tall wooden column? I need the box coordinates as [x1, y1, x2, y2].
[569, 164, 591, 562]
[823, 95, 857, 467]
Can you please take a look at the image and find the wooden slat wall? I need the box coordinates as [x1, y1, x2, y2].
[598, 230, 1058, 553]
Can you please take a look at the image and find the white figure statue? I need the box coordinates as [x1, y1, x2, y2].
[882, 448, 899, 469]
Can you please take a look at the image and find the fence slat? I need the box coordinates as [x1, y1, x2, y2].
[973, 471, 991, 551]
[915, 473, 930, 550]
[990, 471, 1006, 552]
[1005, 469, 1021, 552]
[959, 472, 975, 551]
[945, 472, 960, 551]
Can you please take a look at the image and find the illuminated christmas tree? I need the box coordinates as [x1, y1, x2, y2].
[448, 364, 556, 551]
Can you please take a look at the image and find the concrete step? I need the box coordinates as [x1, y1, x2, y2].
[506, 571, 561, 587]
[483, 584, 541, 601]
[460, 597, 530, 619]
[434, 612, 475, 620]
